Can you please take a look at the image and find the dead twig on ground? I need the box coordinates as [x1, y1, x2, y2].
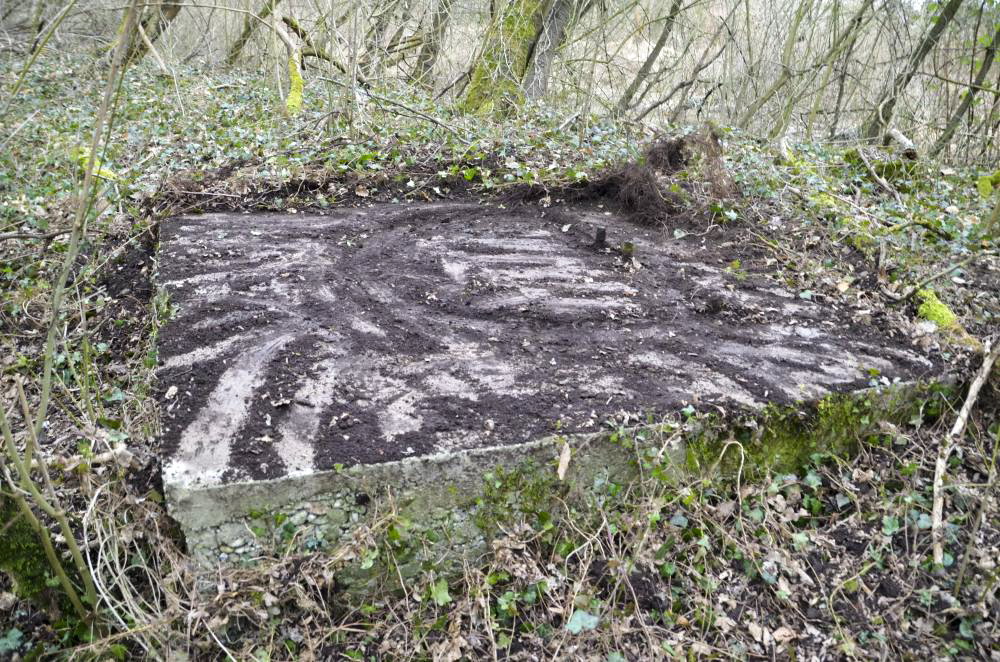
[931, 338, 1000, 566]
[882, 250, 998, 303]
[0, 230, 70, 242]
[855, 148, 903, 207]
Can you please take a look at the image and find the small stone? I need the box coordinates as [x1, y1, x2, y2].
[290, 511, 308, 526]
[229, 538, 244, 548]
[326, 509, 348, 528]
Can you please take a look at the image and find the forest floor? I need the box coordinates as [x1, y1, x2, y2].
[1, 56, 1000, 660]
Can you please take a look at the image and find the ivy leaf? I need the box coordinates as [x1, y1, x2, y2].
[0, 628, 24, 654]
[566, 609, 600, 634]
[431, 578, 451, 606]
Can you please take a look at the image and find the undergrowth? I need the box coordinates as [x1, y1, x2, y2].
[1, 50, 999, 660]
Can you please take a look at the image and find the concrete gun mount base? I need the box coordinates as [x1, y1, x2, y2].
[155, 201, 947, 580]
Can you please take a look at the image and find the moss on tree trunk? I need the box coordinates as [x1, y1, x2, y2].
[459, 0, 548, 116]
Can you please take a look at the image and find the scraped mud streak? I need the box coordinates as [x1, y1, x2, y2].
[158, 201, 939, 494]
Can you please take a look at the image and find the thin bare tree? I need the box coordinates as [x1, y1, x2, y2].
[861, 0, 965, 141]
[931, 23, 1000, 157]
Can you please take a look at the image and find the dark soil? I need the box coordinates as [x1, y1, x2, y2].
[156, 197, 943, 484]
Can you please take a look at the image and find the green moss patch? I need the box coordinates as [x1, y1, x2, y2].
[684, 383, 954, 479]
[844, 148, 918, 184]
[0, 496, 63, 612]
[916, 289, 981, 350]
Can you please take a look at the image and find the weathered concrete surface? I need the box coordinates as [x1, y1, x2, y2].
[156, 201, 942, 561]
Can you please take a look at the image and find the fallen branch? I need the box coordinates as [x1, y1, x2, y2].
[0, 230, 70, 242]
[884, 218, 954, 241]
[884, 127, 918, 160]
[931, 338, 1000, 566]
[856, 148, 903, 206]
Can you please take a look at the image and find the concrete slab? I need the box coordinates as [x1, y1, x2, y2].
[156, 201, 942, 562]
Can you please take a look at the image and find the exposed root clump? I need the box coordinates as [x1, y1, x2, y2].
[507, 126, 737, 228]
[583, 161, 685, 225]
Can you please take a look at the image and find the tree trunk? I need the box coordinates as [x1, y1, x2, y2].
[29, 0, 47, 50]
[459, 0, 548, 115]
[523, 0, 575, 101]
[797, 0, 874, 138]
[125, 1, 183, 65]
[363, 1, 395, 76]
[861, 0, 965, 141]
[930, 24, 1000, 157]
[225, 0, 282, 67]
[411, 0, 455, 88]
[828, 10, 864, 138]
[614, 0, 682, 116]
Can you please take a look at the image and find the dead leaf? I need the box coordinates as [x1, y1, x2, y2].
[430, 635, 466, 662]
[715, 500, 737, 519]
[355, 184, 370, 197]
[689, 642, 712, 655]
[715, 614, 737, 633]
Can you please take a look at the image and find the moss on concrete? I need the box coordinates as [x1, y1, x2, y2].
[683, 383, 953, 479]
[473, 462, 565, 534]
[179, 380, 958, 599]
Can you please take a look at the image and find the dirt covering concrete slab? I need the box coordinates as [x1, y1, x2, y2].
[156, 200, 943, 561]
